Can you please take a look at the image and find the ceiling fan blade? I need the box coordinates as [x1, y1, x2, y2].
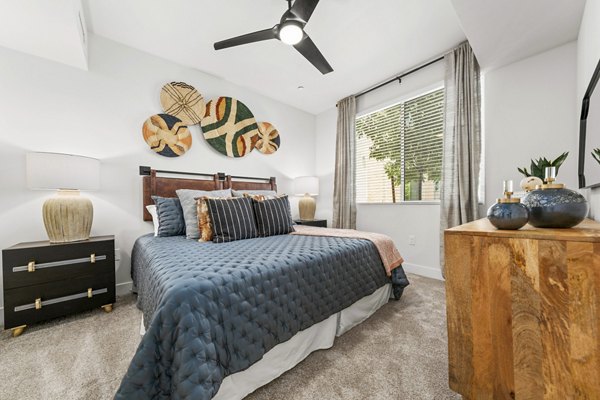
[293, 34, 333, 74]
[290, 0, 320, 23]
[214, 27, 277, 50]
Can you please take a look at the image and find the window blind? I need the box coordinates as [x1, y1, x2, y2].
[356, 87, 444, 203]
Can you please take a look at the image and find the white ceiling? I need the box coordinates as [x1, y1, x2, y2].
[0, 0, 88, 70]
[451, 0, 586, 71]
[0, 1, 587, 114]
[83, 0, 466, 114]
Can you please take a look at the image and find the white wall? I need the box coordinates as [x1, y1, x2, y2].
[578, 0, 600, 218]
[484, 42, 579, 209]
[316, 43, 580, 280]
[0, 35, 316, 325]
[315, 62, 446, 280]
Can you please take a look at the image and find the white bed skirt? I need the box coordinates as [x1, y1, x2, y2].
[139, 284, 392, 400]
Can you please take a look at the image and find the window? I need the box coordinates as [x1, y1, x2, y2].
[356, 87, 444, 203]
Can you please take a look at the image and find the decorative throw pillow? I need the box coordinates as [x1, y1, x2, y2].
[252, 195, 295, 237]
[205, 197, 258, 243]
[146, 205, 159, 236]
[151, 196, 185, 237]
[176, 189, 232, 239]
[242, 192, 278, 201]
[232, 189, 277, 198]
[195, 196, 218, 242]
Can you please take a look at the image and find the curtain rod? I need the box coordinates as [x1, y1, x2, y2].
[353, 54, 445, 100]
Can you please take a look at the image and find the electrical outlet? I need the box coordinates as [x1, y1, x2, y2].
[115, 248, 121, 262]
[408, 235, 416, 246]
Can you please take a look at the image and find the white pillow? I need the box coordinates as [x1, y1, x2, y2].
[146, 205, 159, 236]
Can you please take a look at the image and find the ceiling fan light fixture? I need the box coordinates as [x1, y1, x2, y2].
[213, 0, 333, 74]
[279, 21, 303, 45]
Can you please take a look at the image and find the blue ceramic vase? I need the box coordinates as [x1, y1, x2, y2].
[487, 202, 529, 230]
[521, 187, 588, 228]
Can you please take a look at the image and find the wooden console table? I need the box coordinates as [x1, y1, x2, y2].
[444, 218, 600, 399]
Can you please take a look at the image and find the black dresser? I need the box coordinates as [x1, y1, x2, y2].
[2, 236, 115, 337]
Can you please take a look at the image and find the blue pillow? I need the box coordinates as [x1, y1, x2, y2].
[152, 196, 185, 237]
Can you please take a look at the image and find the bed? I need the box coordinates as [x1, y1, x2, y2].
[116, 167, 409, 400]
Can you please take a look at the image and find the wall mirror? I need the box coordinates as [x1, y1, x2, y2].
[579, 57, 600, 188]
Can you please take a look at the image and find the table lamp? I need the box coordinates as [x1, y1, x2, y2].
[26, 152, 100, 243]
[294, 176, 319, 220]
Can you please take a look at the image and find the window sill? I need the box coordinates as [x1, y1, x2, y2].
[357, 201, 440, 206]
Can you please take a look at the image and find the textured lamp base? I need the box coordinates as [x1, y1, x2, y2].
[298, 195, 316, 220]
[43, 190, 93, 243]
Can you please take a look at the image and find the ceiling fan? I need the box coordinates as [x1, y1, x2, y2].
[214, 0, 333, 75]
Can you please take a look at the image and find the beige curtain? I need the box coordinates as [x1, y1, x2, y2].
[440, 42, 482, 271]
[333, 96, 357, 229]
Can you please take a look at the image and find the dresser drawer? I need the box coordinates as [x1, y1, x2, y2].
[3, 273, 115, 329]
[2, 238, 114, 290]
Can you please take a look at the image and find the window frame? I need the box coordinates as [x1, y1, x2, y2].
[355, 82, 445, 205]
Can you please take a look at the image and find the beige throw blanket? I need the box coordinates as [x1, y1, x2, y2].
[291, 225, 404, 276]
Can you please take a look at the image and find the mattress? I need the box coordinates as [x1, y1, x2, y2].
[116, 234, 409, 399]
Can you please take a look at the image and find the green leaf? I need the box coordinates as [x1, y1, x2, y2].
[550, 152, 569, 175]
[519, 152, 569, 180]
[517, 167, 531, 177]
[531, 161, 545, 180]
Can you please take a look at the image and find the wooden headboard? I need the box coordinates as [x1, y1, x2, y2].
[140, 166, 277, 221]
[224, 174, 277, 193]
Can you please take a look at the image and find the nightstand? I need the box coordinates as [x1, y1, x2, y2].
[2, 236, 116, 337]
[294, 219, 327, 228]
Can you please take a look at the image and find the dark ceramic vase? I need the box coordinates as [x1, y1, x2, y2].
[521, 187, 588, 228]
[487, 202, 529, 230]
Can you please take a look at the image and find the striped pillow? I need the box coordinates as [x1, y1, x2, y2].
[252, 195, 294, 237]
[205, 197, 258, 243]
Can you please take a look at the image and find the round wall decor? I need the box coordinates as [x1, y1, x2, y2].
[142, 114, 192, 157]
[256, 122, 281, 155]
[160, 82, 205, 125]
[200, 97, 259, 158]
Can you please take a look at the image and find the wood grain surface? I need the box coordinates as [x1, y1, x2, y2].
[445, 233, 474, 396]
[446, 218, 600, 242]
[445, 218, 600, 399]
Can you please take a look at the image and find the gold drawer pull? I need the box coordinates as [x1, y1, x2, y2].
[13, 255, 107, 273]
[14, 288, 108, 313]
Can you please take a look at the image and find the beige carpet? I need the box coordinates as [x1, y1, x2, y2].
[0, 274, 459, 399]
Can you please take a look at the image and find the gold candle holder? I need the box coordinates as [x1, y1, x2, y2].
[498, 180, 520, 203]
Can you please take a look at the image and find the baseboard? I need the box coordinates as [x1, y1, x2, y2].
[116, 281, 133, 297]
[402, 262, 444, 281]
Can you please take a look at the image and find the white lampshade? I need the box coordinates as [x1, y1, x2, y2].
[294, 176, 319, 196]
[26, 152, 100, 191]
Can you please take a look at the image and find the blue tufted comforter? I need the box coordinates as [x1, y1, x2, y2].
[116, 233, 409, 399]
